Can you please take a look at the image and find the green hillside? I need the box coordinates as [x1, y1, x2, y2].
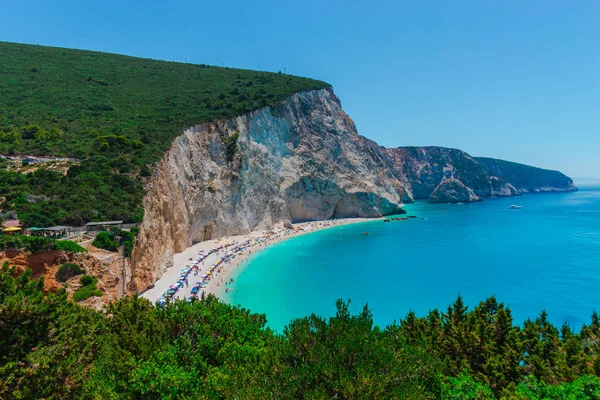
[0, 41, 329, 226]
[476, 157, 575, 190]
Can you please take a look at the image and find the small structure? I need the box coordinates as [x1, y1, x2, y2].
[85, 220, 123, 232]
[28, 226, 72, 239]
[2, 226, 22, 235]
[2, 220, 20, 228]
[2, 220, 22, 235]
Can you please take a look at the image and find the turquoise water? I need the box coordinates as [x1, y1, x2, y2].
[223, 186, 600, 332]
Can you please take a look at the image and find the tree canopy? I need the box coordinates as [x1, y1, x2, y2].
[0, 267, 599, 399]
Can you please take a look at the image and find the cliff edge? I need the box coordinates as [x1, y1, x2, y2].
[385, 146, 575, 203]
[130, 89, 409, 291]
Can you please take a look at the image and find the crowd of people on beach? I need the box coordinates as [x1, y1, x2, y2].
[158, 242, 235, 305]
[154, 218, 362, 306]
[157, 232, 290, 305]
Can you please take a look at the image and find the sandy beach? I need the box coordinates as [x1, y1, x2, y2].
[141, 217, 380, 304]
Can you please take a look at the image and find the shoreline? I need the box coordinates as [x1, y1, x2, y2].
[140, 217, 383, 304]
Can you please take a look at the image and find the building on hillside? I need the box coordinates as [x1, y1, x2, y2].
[85, 221, 123, 232]
[28, 226, 72, 239]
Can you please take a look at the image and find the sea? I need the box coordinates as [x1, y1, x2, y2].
[222, 185, 600, 333]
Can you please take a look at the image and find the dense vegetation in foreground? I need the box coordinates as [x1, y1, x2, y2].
[1, 267, 599, 399]
[0, 41, 328, 226]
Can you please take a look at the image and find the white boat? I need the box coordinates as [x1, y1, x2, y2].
[509, 205, 523, 209]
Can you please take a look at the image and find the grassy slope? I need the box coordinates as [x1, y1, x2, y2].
[0, 42, 329, 226]
[476, 157, 575, 189]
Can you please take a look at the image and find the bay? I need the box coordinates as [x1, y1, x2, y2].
[222, 185, 600, 332]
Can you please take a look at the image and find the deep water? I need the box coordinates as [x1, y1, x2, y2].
[222, 185, 600, 332]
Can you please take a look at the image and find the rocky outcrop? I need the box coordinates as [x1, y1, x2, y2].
[130, 88, 409, 291]
[384, 146, 575, 203]
[385, 146, 519, 202]
[1, 250, 119, 307]
[429, 178, 481, 203]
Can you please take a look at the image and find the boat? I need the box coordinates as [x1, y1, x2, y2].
[509, 205, 523, 209]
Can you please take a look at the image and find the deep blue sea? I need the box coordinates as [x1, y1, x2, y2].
[222, 185, 600, 332]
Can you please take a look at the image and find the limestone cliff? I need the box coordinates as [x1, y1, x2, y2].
[130, 88, 408, 291]
[384, 146, 519, 202]
[384, 146, 575, 203]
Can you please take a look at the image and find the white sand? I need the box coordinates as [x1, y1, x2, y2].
[141, 217, 380, 304]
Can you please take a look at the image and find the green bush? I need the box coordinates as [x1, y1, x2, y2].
[73, 275, 102, 302]
[92, 229, 135, 257]
[20, 236, 55, 253]
[55, 263, 83, 282]
[222, 131, 240, 163]
[123, 241, 133, 258]
[92, 231, 119, 252]
[55, 240, 88, 253]
[0, 236, 87, 254]
[0, 236, 22, 250]
[140, 164, 152, 177]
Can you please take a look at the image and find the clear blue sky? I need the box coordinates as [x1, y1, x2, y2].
[2, 1, 599, 178]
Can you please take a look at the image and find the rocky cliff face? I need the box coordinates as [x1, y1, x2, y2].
[384, 147, 575, 203]
[129, 88, 409, 291]
[384, 146, 519, 202]
[129, 88, 577, 292]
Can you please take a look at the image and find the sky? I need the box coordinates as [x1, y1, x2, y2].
[2, 1, 599, 178]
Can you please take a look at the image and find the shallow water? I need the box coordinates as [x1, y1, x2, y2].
[222, 186, 600, 332]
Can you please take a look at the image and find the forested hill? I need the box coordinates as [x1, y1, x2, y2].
[0, 41, 328, 226]
[476, 157, 576, 192]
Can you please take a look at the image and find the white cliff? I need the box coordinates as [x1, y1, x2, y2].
[130, 89, 409, 291]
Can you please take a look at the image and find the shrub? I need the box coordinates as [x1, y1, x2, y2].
[56, 263, 83, 282]
[121, 230, 134, 243]
[21, 236, 55, 253]
[55, 240, 87, 253]
[222, 131, 240, 163]
[80, 275, 94, 285]
[140, 164, 152, 177]
[73, 275, 102, 302]
[123, 240, 133, 258]
[73, 283, 102, 301]
[93, 231, 119, 252]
